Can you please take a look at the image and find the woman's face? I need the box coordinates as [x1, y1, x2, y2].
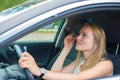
[75, 26, 96, 53]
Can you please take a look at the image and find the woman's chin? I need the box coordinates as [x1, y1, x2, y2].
[75, 46, 82, 51]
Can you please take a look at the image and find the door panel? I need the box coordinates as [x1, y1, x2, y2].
[13, 42, 55, 67]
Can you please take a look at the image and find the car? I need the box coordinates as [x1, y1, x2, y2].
[0, 0, 120, 80]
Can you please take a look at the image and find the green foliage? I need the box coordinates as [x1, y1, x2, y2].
[0, 0, 27, 12]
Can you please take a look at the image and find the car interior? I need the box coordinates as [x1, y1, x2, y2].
[47, 10, 120, 75]
[0, 9, 120, 79]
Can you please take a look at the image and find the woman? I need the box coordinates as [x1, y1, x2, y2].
[19, 23, 113, 80]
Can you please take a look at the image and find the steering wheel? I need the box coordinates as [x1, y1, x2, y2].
[14, 45, 34, 80]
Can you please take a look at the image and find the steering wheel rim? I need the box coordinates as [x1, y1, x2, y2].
[14, 45, 34, 80]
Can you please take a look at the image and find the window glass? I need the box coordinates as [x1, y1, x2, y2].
[16, 19, 63, 42]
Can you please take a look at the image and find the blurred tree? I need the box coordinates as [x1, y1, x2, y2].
[0, 0, 27, 12]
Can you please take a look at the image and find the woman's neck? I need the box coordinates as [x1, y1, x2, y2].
[82, 50, 93, 59]
[83, 52, 90, 59]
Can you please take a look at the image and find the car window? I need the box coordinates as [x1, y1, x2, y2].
[16, 19, 63, 42]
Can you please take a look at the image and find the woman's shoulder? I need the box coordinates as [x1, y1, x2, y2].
[97, 59, 113, 75]
[98, 59, 113, 66]
[95, 59, 113, 73]
[91, 58, 113, 72]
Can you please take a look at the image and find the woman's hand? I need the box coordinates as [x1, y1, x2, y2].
[19, 52, 41, 76]
[64, 34, 75, 49]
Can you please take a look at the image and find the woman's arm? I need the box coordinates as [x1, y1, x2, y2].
[51, 34, 75, 72]
[51, 47, 73, 72]
[43, 60, 113, 80]
[62, 60, 76, 73]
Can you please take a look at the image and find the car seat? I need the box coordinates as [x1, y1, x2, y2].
[108, 54, 120, 75]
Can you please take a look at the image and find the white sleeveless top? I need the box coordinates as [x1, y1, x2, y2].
[73, 57, 113, 76]
[73, 57, 85, 74]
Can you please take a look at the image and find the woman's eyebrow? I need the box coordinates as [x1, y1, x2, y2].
[80, 31, 89, 35]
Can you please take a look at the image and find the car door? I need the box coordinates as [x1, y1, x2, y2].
[0, 1, 120, 80]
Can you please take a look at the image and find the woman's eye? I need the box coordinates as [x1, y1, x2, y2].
[83, 34, 87, 37]
[77, 33, 81, 36]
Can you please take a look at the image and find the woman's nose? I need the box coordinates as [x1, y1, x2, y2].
[76, 35, 82, 40]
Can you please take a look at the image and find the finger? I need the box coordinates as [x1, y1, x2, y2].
[19, 56, 31, 64]
[68, 35, 75, 41]
[22, 52, 32, 57]
[67, 35, 74, 40]
[70, 34, 75, 39]
[19, 61, 31, 69]
[20, 63, 29, 69]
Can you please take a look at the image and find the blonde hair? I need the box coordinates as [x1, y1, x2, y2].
[76, 23, 108, 71]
